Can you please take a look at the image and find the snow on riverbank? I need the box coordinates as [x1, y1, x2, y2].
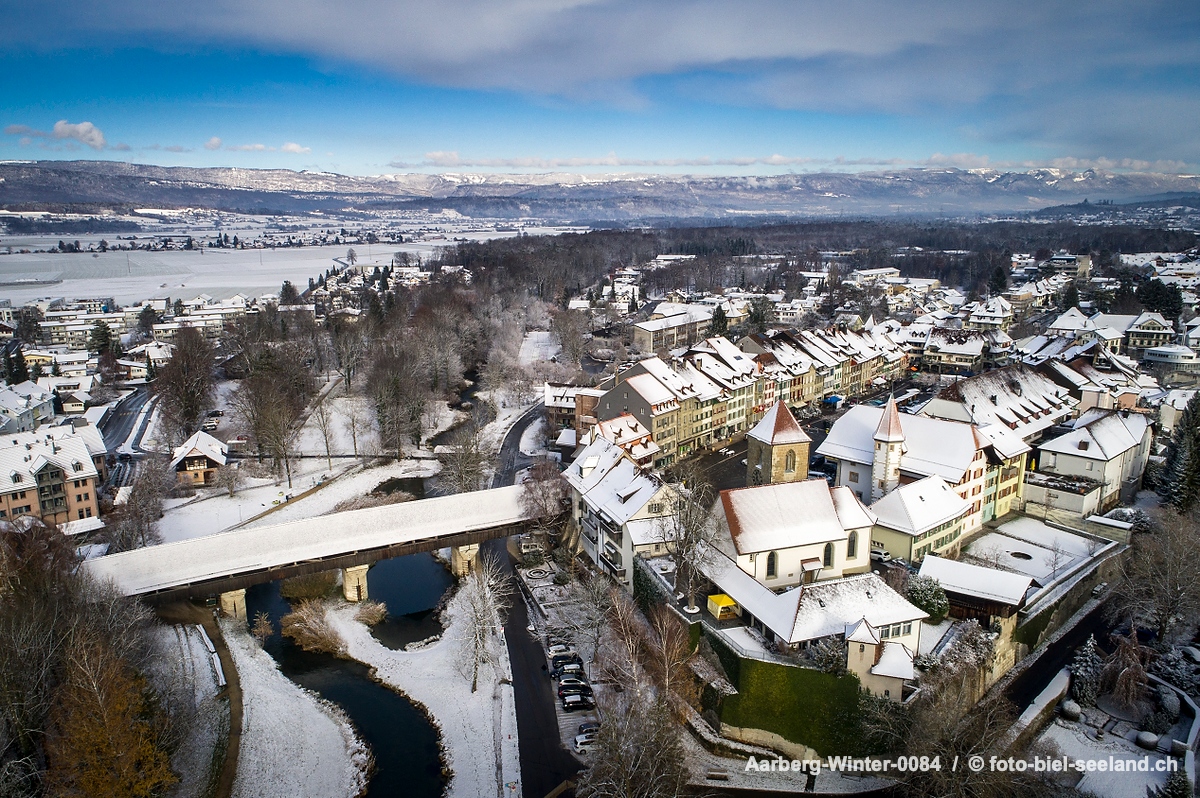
[222, 622, 370, 798]
[328, 588, 521, 798]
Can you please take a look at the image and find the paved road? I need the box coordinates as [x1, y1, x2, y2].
[488, 402, 583, 797]
[99, 387, 150, 453]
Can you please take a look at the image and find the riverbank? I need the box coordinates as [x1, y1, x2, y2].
[221, 620, 371, 798]
[328, 586, 521, 798]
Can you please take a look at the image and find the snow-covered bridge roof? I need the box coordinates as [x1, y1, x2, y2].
[83, 484, 531, 597]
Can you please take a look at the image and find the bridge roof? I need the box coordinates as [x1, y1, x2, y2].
[83, 484, 530, 596]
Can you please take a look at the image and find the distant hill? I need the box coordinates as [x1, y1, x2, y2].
[3, 160, 1200, 222]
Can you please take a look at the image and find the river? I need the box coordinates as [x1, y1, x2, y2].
[244, 552, 455, 798]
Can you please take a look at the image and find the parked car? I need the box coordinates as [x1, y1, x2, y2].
[578, 720, 601, 735]
[551, 663, 584, 679]
[573, 735, 599, 754]
[202, 418, 220, 431]
[206, 409, 224, 417]
[551, 653, 583, 670]
[558, 684, 594, 699]
[548, 644, 576, 657]
[558, 677, 588, 690]
[561, 694, 595, 712]
[870, 548, 892, 563]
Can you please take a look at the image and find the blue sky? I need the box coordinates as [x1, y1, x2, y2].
[2, 0, 1198, 176]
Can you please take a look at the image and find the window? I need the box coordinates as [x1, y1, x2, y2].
[847, 531, 858, 559]
[784, 450, 796, 473]
[848, 471, 859, 483]
[823, 542, 834, 567]
[766, 551, 777, 579]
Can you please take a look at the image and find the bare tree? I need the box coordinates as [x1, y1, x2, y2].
[520, 458, 570, 542]
[552, 573, 613, 667]
[550, 309, 589, 367]
[457, 553, 513, 692]
[599, 587, 649, 696]
[329, 324, 364, 392]
[106, 456, 171, 552]
[645, 604, 698, 711]
[312, 393, 336, 470]
[214, 462, 241, 498]
[1102, 633, 1148, 710]
[654, 485, 718, 613]
[437, 419, 492, 495]
[574, 694, 688, 798]
[1109, 509, 1200, 642]
[153, 327, 214, 446]
[251, 612, 273, 645]
[341, 396, 369, 462]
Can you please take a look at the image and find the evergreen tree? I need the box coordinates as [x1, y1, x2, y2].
[708, 305, 728, 335]
[87, 320, 113, 354]
[906, 576, 949, 623]
[10, 350, 29, 384]
[1070, 635, 1103, 706]
[29, 361, 43, 380]
[987, 265, 1008, 296]
[1148, 768, 1193, 798]
[1160, 392, 1200, 512]
[1062, 282, 1080, 310]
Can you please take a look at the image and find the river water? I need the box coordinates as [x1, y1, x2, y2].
[244, 552, 455, 798]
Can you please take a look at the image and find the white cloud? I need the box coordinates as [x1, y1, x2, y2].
[4, 120, 107, 150]
[204, 136, 222, 150]
[281, 142, 311, 154]
[228, 143, 270, 151]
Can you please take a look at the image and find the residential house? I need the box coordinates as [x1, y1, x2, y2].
[1031, 409, 1152, 512]
[170, 430, 228, 487]
[0, 433, 99, 525]
[919, 365, 1078, 444]
[818, 395, 1030, 536]
[563, 437, 677, 586]
[869, 475, 971, 563]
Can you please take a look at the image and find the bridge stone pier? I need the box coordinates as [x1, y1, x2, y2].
[220, 589, 247, 621]
[450, 543, 480, 577]
[342, 565, 370, 602]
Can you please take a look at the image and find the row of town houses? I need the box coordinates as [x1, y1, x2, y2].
[548, 327, 912, 468]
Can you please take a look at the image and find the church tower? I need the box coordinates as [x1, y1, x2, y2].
[871, 394, 906, 501]
[745, 400, 811, 486]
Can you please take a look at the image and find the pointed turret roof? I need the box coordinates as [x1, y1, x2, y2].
[747, 400, 811, 446]
[873, 394, 905, 443]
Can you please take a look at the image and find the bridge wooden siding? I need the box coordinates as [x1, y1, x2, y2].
[83, 484, 535, 602]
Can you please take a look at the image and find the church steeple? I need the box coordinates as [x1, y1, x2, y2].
[871, 395, 905, 501]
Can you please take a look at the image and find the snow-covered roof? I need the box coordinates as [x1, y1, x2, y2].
[1038, 409, 1148, 462]
[873, 395, 905, 443]
[918, 555, 1032, 606]
[846, 617, 880, 644]
[818, 405, 1028, 483]
[920, 365, 1077, 441]
[747, 400, 811, 446]
[620, 372, 677, 409]
[0, 433, 97, 493]
[720, 479, 872, 555]
[83, 483, 533, 596]
[563, 437, 667, 527]
[170, 430, 228, 470]
[869, 475, 969, 537]
[872, 642, 916, 680]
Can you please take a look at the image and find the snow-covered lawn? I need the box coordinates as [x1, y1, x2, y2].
[1039, 718, 1172, 798]
[518, 330, 561, 366]
[327, 587, 520, 798]
[222, 622, 369, 798]
[147, 624, 227, 798]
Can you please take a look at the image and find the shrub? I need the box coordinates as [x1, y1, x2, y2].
[523, 550, 545, 568]
[354, 600, 388, 626]
[280, 571, 337, 601]
[905, 576, 949, 624]
[553, 569, 570, 586]
[281, 600, 345, 655]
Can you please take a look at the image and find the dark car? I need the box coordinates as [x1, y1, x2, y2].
[561, 694, 595, 712]
[551, 653, 583, 670]
[558, 684, 594, 699]
[578, 721, 601, 735]
[551, 663, 584, 679]
[117, 452, 132, 461]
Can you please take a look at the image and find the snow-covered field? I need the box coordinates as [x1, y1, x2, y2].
[519, 416, 547, 457]
[328, 588, 521, 798]
[518, 330, 561, 366]
[1040, 719, 1171, 798]
[147, 624, 227, 798]
[222, 622, 370, 798]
